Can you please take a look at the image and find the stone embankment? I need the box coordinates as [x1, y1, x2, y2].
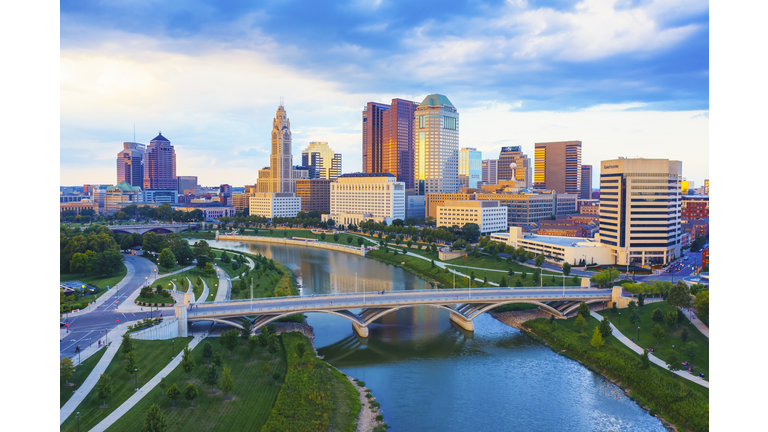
[490, 309, 549, 329]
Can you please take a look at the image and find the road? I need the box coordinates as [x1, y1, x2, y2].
[59, 255, 167, 359]
[636, 248, 704, 283]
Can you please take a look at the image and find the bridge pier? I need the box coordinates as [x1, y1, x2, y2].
[449, 313, 474, 332]
[351, 321, 369, 338]
[175, 304, 188, 337]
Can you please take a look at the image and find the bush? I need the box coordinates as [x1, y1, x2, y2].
[376, 414, 384, 421]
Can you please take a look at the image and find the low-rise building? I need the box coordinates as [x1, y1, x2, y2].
[491, 227, 613, 265]
[681, 218, 709, 238]
[143, 189, 179, 205]
[326, 173, 405, 225]
[60, 201, 99, 216]
[702, 246, 709, 268]
[436, 200, 508, 234]
[406, 195, 426, 220]
[173, 203, 236, 220]
[426, 192, 475, 219]
[536, 219, 585, 237]
[249, 193, 301, 218]
[681, 195, 709, 220]
[231, 193, 250, 213]
[105, 181, 143, 214]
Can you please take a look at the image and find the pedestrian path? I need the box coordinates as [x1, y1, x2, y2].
[194, 279, 209, 304]
[232, 256, 255, 280]
[679, 307, 709, 338]
[118, 265, 196, 313]
[590, 311, 709, 388]
[404, 250, 499, 287]
[60, 324, 129, 425]
[66, 256, 137, 318]
[88, 327, 212, 432]
[214, 265, 231, 301]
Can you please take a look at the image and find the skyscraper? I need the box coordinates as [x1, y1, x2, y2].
[459, 148, 482, 189]
[177, 176, 198, 195]
[143, 133, 177, 191]
[482, 159, 498, 185]
[580, 165, 593, 199]
[362, 98, 418, 188]
[497, 146, 531, 188]
[257, 103, 294, 193]
[534, 140, 582, 194]
[117, 142, 145, 187]
[414, 94, 459, 195]
[302, 142, 342, 180]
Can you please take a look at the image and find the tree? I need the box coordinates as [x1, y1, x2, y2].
[694, 290, 709, 323]
[192, 240, 214, 260]
[181, 347, 195, 380]
[121, 333, 133, 356]
[590, 326, 604, 350]
[461, 223, 480, 243]
[347, 236, 353, 244]
[574, 314, 587, 334]
[204, 364, 218, 394]
[272, 372, 281, 382]
[97, 373, 113, 407]
[431, 259, 435, 268]
[562, 262, 571, 276]
[577, 302, 590, 319]
[159, 377, 167, 396]
[247, 337, 258, 362]
[638, 292, 645, 307]
[70, 252, 88, 275]
[167, 384, 181, 407]
[683, 341, 699, 365]
[241, 318, 253, 344]
[60, 357, 75, 385]
[535, 254, 545, 267]
[202, 342, 213, 364]
[262, 363, 271, 377]
[221, 366, 235, 399]
[184, 383, 199, 407]
[222, 329, 239, 356]
[140, 404, 168, 432]
[549, 314, 555, 325]
[125, 351, 138, 378]
[629, 310, 641, 325]
[212, 352, 223, 369]
[357, 237, 365, 246]
[158, 248, 176, 269]
[599, 316, 612, 338]
[267, 334, 279, 358]
[640, 350, 650, 369]
[499, 276, 508, 287]
[652, 308, 664, 324]
[611, 302, 618, 314]
[667, 281, 692, 309]
[203, 262, 216, 276]
[681, 326, 690, 343]
[652, 324, 666, 347]
[666, 351, 682, 372]
[320, 233, 326, 241]
[664, 311, 677, 328]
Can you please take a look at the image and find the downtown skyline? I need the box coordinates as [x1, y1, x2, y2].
[60, 0, 709, 187]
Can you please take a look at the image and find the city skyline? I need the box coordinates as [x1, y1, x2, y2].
[60, 1, 709, 187]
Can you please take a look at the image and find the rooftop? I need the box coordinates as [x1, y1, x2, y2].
[151, 132, 169, 142]
[339, 172, 395, 178]
[419, 94, 455, 108]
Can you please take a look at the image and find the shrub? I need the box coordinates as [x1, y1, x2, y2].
[376, 414, 384, 421]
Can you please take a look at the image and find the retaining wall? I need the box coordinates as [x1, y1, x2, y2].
[130, 318, 179, 340]
[215, 233, 367, 256]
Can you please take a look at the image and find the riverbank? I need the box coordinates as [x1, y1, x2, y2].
[489, 309, 549, 329]
[345, 375, 386, 432]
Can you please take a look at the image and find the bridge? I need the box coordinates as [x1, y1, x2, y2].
[175, 287, 622, 337]
[106, 223, 193, 235]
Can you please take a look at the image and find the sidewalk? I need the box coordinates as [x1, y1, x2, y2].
[88, 327, 212, 432]
[679, 307, 709, 338]
[214, 265, 231, 302]
[404, 250, 499, 286]
[118, 265, 195, 313]
[232, 256, 255, 280]
[66, 256, 137, 318]
[590, 311, 709, 388]
[60, 324, 129, 425]
[193, 279, 209, 304]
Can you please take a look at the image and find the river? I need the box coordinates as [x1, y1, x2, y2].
[202, 239, 667, 431]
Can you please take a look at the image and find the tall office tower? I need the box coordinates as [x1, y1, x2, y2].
[362, 99, 418, 188]
[534, 141, 582, 194]
[257, 103, 295, 193]
[497, 146, 531, 187]
[482, 159, 498, 185]
[116, 142, 145, 187]
[459, 148, 482, 189]
[143, 133, 177, 191]
[301, 142, 342, 180]
[177, 176, 198, 195]
[704, 179, 709, 195]
[414, 94, 459, 195]
[580, 165, 593, 199]
[598, 158, 683, 266]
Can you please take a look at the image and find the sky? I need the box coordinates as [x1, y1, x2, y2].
[60, 0, 710, 188]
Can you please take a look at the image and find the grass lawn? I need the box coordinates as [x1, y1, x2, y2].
[135, 292, 176, 306]
[444, 254, 564, 275]
[229, 252, 298, 300]
[368, 249, 465, 288]
[181, 231, 216, 240]
[139, 254, 186, 275]
[210, 248, 249, 279]
[61, 348, 108, 408]
[60, 262, 128, 292]
[600, 302, 709, 380]
[103, 335, 287, 432]
[185, 268, 219, 302]
[60, 338, 193, 432]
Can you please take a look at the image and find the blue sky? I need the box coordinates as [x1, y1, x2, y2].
[60, 0, 709, 187]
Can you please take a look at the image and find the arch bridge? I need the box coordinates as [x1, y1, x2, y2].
[176, 287, 618, 338]
[106, 224, 193, 235]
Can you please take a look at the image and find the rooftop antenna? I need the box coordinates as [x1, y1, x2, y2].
[280, 96, 284, 107]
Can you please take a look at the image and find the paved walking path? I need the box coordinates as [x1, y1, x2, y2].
[88, 327, 212, 432]
[679, 307, 709, 338]
[403, 250, 499, 287]
[66, 256, 137, 318]
[590, 311, 709, 388]
[60, 324, 129, 425]
[118, 265, 196, 313]
[194, 279, 209, 304]
[214, 266, 231, 301]
[231, 256, 255, 280]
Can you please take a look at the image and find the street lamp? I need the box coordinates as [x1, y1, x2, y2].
[618, 312, 621, 326]
[637, 326, 640, 341]
[171, 340, 175, 359]
[77, 412, 80, 432]
[135, 368, 139, 391]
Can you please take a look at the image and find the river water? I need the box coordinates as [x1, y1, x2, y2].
[203, 239, 666, 431]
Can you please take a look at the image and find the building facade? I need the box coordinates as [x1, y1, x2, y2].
[534, 140, 582, 195]
[491, 227, 613, 265]
[436, 200, 508, 234]
[173, 203, 236, 221]
[580, 165, 593, 199]
[142, 189, 179, 205]
[177, 176, 197, 195]
[598, 158, 683, 266]
[498, 146, 531, 188]
[406, 195, 426, 220]
[459, 148, 482, 189]
[105, 181, 143, 214]
[681, 195, 709, 220]
[143, 133, 177, 191]
[362, 98, 418, 189]
[414, 94, 459, 195]
[302, 142, 342, 181]
[327, 173, 405, 225]
[116, 142, 145, 187]
[60, 201, 99, 216]
[482, 159, 498, 185]
[249, 193, 301, 218]
[257, 103, 294, 194]
[295, 179, 331, 213]
[476, 192, 555, 225]
[231, 193, 250, 213]
[426, 192, 476, 219]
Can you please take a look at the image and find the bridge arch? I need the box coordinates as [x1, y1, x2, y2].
[360, 303, 465, 325]
[468, 300, 566, 319]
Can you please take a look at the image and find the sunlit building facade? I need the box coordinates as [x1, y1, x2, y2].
[459, 148, 482, 189]
[534, 140, 582, 195]
[497, 146, 531, 188]
[414, 94, 459, 195]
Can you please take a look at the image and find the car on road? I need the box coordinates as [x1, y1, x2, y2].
[60, 321, 66, 327]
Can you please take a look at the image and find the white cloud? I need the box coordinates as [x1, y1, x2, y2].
[583, 102, 647, 112]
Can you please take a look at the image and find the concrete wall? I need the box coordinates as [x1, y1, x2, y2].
[215, 233, 367, 256]
[439, 249, 468, 260]
[130, 318, 179, 340]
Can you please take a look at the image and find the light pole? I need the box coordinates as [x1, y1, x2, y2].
[171, 340, 175, 359]
[618, 312, 621, 327]
[77, 412, 80, 432]
[637, 326, 640, 341]
[363, 280, 366, 305]
[135, 368, 139, 392]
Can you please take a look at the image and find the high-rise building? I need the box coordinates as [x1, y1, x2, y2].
[143, 133, 177, 191]
[177, 176, 197, 195]
[534, 140, 582, 194]
[580, 165, 593, 199]
[459, 148, 482, 189]
[498, 146, 531, 188]
[116, 142, 145, 187]
[704, 179, 709, 195]
[362, 98, 418, 188]
[598, 158, 683, 266]
[302, 142, 342, 180]
[296, 179, 331, 212]
[257, 103, 294, 193]
[324, 173, 405, 226]
[482, 159, 498, 185]
[414, 94, 459, 195]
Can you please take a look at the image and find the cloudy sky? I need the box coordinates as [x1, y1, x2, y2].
[60, 0, 709, 188]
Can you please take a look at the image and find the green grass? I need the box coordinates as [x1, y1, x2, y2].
[491, 303, 540, 312]
[139, 254, 186, 274]
[135, 293, 176, 306]
[261, 332, 360, 432]
[368, 249, 464, 288]
[444, 254, 563, 275]
[230, 252, 298, 300]
[181, 231, 216, 239]
[60, 338, 192, 432]
[60, 262, 128, 292]
[61, 348, 108, 408]
[104, 336, 286, 432]
[211, 248, 250, 279]
[601, 302, 709, 380]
